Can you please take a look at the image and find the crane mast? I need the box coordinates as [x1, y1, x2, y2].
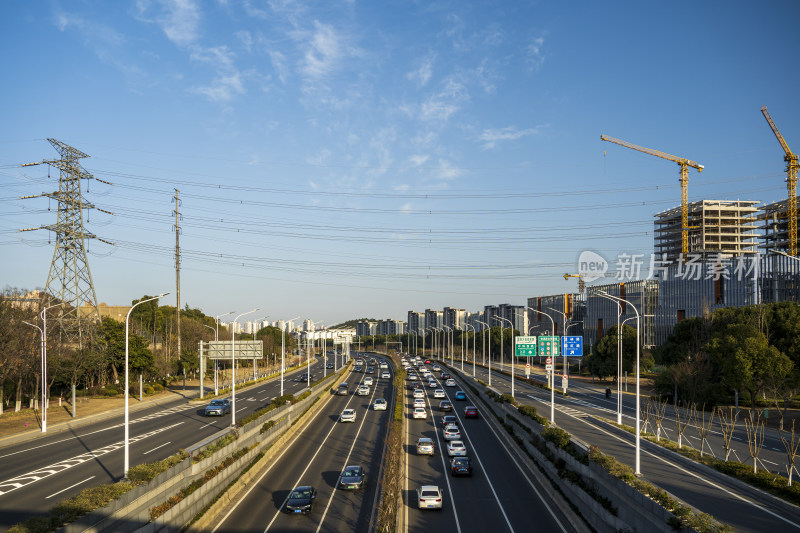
[761, 106, 799, 256]
[601, 134, 704, 255]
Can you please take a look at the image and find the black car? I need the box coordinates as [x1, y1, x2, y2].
[285, 486, 317, 514]
[439, 400, 453, 412]
[326, 363, 334, 369]
[451, 457, 472, 476]
[441, 372, 451, 380]
[441, 415, 458, 428]
[338, 465, 366, 490]
[366, 366, 375, 374]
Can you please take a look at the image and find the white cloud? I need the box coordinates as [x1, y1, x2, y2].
[479, 126, 542, 149]
[408, 155, 429, 167]
[188, 45, 246, 101]
[420, 78, 469, 122]
[236, 30, 253, 53]
[190, 72, 244, 101]
[394, 184, 410, 192]
[400, 202, 414, 214]
[407, 55, 434, 87]
[301, 21, 342, 79]
[269, 50, 290, 84]
[307, 149, 332, 166]
[526, 36, 546, 70]
[137, 0, 201, 47]
[436, 159, 462, 181]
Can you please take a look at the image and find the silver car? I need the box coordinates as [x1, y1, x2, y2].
[416, 437, 435, 455]
[447, 440, 467, 456]
[204, 398, 231, 416]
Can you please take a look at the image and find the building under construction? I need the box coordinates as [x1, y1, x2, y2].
[758, 197, 800, 253]
[654, 199, 760, 261]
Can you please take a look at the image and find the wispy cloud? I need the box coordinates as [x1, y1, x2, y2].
[409, 155, 430, 167]
[436, 159, 462, 181]
[407, 55, 434, 87]
[420, 78, 469, 121]
[301, 21, 343, 79]
[188, 45, 245, 101]
[526, 35, 546, 70]
[400, 202, 414, 214]
[478, 126, 542, 149]
[307, 148, 332, 166]
[136, 0, 202, 47]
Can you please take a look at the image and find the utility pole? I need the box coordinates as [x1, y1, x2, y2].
[173, 189, 182, 361]
[19, 139, 113, 345]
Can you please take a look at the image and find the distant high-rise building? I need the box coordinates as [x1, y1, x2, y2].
[443, 307, 466, 330]
[407, 311, 425, 335]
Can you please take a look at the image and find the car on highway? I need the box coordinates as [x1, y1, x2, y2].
[354, 366, 363, 373]
[340, 408, 356, 422]
[338, 465, 366, 490]
[442, 425, 460, 440]
[357, 385, 370, 396]
[441, 415, 458, 428]
[454, 391, 466, 401]
[464, 406, 479, 418]
[416, 437, 435, 455]
[326, 362, 334, 369]
[445, 379, 457, 387]
[408, 382, 423, 391]
[284, 486, 317, 514]
[413, 398, 426, 409]
[381, 371, 391, 379]
[450, 457, 472, 476]
[427, 380, 438, 388]
[425, 359, 432, 364]
[441, 372, 451, 379]
[373, 398, 387, 411]
[363, 377, 373, 386]
[433, 389, 445, 398]
[413, 389, 425, 399]
[447, 440, 467, 456]
[412, 407, 427, 419]
[417, 485, 443, 510]
[407, 374, 418, 381]
[337, 383, 349, 396]
[433, 364, 441, 371]
[439, 400, 453, 412]
[366, 366, 375, 374]
[204, 398, 231, 416]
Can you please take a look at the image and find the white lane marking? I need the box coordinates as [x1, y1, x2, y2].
[555, 406, 800, 529]
[443, 388, 514, 532]
[0, 423, 183, 497]
[198, 421, 217, 430]
[426, 389, 462, 533]
[315, 385, 381, 532]
[0, 405, 196, 460]
[45, 476, 95, 499]
[143, 442, 171, 455]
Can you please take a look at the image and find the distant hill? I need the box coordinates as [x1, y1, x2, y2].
[329, 318, 377, 329]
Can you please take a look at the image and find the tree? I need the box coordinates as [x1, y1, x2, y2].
[655, 316, 711, 366]
[587, 324, 637, 380]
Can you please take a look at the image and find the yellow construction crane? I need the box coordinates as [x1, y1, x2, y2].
[601, 134, 704, 255]
[761, 106, 799, 256]
[563, 273, 585, 292]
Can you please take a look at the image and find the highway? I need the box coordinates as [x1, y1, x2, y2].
[401, 359, 577, 533]
[445, 356, 800, 533]
[209, 355, 393, 532]
[0, 359, 331, 530]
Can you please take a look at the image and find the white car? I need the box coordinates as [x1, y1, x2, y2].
[433, 365, 441, 371]
[363, 377, 373, 386]
[373, 398, 387, 411]
[381, 371, 391, 379]
[416, 437, 435, 455]
[408, 374, 418, 381]
[413, 389, 425, 399]
[417, 485, 443, 510]
[433, 389, 446, 399]
[357, 385, 370, 396]
[428, 380, 438, 388]
[340, 408, 356, 423]
[412, 407, 427, 419]
[443, 424, 461, 440]
[445, 379, 457, 387]
[447, 440, 467, 456]
[413, 398, 426, 408]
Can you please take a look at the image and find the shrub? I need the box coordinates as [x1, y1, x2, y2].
[542, 426, 571, 449]
[152, 384, 164, 392]
[144, 386, 155, 395]
[102, 388, 118, 397]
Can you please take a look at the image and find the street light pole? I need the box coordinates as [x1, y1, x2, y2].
[214, 311, 234, 395]
[493, 316, 515, 397]
[527, 307, 555, 422]
[599, 290, 641, 476]
[442, 325, 452, 365]
[465, 324, 476, 376]
[125, 292, 168, 479]
[281, 315, 300, 397]
[231, 308, 259, 427]
[476, 320, 490, 386]
[547, 307, 571, 394]
[35, 301, 67, 433]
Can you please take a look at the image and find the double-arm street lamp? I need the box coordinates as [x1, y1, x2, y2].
[493, 315, 515, 397]
[442, 325, 452, 364]
[125, 292, 169, 479]
[599, 290, 641, 476]
[476, 320, 490, 386]
[547, 307, 571, 394]
[465, 323, 476, 375]
[231, 308, 259, 427]
[23, 302, 67, 433]
[527, 306, 555, 422]
[213, 311, 235, 394]
[281, 316, 300, 397]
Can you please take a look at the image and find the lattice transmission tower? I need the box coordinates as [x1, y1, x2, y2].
[20, 138, 113, 345]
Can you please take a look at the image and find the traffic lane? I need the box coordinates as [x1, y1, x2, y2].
[474, 364, 791, 476]
[212, 371, 390, 533]
[0, 366, 327, 528]
[404, 386, 459, 533]
[441, 375, 568, 533]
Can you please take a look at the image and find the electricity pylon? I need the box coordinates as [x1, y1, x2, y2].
[20, 139, 113, 346]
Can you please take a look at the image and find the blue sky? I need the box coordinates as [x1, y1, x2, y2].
[1, 0, 799, 326]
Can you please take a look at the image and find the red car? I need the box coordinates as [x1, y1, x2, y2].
[425, 359, 432, 364]
[464, 406, 478, 418]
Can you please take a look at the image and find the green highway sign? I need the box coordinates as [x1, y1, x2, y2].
[538, 336, 560, 357]
[515, 336, 537, 357]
